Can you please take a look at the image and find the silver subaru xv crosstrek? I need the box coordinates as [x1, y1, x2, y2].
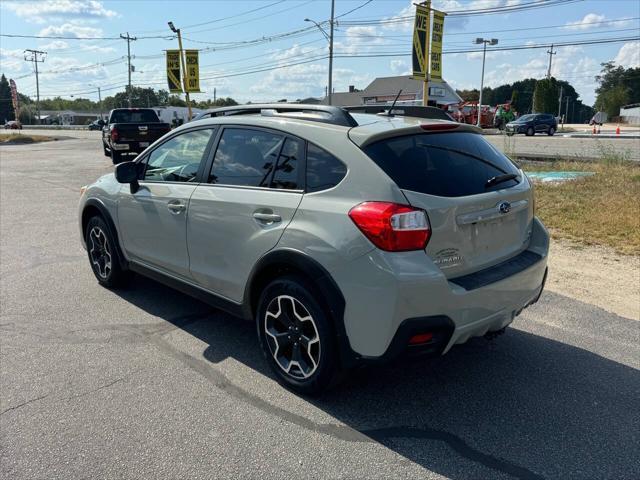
[79, 104, 549, 394]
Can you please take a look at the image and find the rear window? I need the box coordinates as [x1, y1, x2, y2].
[363, 132, 520, 197]
[110, 109, 159, 123]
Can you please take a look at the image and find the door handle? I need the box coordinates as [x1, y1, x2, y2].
[252, 212, 282, 224]
[167, 201, 186, 214]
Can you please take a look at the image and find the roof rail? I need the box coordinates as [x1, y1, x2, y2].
[191, 104, 358, 127]
[344, 105, 454, 122]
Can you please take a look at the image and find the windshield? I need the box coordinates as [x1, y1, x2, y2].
[363, 132, 520, 197]
[110, 109, 159, 123]
[516, 114, 535, 122]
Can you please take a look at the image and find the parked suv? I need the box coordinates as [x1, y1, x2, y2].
[79, 105, 549, 394]
[505, 113, 557, 136]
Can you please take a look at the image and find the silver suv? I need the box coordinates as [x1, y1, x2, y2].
[79, 105, 549, 394]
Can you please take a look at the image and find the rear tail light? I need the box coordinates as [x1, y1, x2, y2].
[110, 127, 119, 142]
[348, 202, 431, 252]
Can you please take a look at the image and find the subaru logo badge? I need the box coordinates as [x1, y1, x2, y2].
[499, 202, 511, 214]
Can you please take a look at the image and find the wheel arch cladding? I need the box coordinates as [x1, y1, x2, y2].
[82, 199, 128, 269]
[245, 249, 359, 368]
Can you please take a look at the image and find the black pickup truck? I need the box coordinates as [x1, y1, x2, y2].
[102, 108, 171, 164]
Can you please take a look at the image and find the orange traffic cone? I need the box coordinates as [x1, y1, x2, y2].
[616, 124, 621, 135]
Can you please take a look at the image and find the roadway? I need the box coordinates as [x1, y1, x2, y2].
[15, 127, 640, 162]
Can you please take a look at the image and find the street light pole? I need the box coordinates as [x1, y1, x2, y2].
[474, 38, 498, 128]
[305, 0, 335, 105]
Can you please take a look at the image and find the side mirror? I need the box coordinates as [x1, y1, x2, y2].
[115, 161, 140, 192]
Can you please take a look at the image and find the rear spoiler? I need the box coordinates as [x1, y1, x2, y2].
[344, 105, 455, 122]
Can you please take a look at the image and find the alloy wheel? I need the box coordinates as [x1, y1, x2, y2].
[264, 295, 321, 380]
[89, 226, 112, 279]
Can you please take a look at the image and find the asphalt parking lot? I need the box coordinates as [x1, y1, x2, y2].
[1, 133, 639, 479]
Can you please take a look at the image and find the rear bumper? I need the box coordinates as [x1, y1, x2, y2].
[330, 217, 549, 360]
[110, 140, 152, 152]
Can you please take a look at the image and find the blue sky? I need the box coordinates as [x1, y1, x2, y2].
[1, 0, 638, 105]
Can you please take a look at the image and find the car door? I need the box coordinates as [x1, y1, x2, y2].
[118, 127, 216, 279]
[535, 115, 547, 133]
[187, 127, 304, 302]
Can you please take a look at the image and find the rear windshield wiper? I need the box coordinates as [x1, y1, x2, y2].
[485, 173, 519, 188]
[417, 143, 510, 175]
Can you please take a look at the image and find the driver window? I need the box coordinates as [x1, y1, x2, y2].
[144, 128, 214, 182]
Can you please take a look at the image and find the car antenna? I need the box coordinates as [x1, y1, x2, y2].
[387, 89, 403, 116]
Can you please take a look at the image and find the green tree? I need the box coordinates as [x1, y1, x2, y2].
[594, 62, 640, 116]
[0, 74, 15, 123]
[456, 89, 479, 102]
[533, 77, 559, 114]
[596, 85, 630, 118]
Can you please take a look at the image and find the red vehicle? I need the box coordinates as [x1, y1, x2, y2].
[448, 102, 494, 128]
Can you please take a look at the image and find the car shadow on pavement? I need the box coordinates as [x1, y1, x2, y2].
[114, 276, 640, 480]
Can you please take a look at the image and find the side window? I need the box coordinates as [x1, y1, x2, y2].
[306, 143, 347, 193]
[144, 129, 214, 182]
[209, 128, 284, 187]
[271, 137, 304, 190]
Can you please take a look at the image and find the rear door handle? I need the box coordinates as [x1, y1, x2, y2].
[252, 212, 282, 223]
[167, 201, 186, 214]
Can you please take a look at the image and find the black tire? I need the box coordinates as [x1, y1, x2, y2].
[111, 150, 122, 164]
[256, 275, 341, 395]
[525, 127, 535, 136]
[85, 216, 129, 288]
[103, 142, 110, 157]
[548, 127, 555, 136]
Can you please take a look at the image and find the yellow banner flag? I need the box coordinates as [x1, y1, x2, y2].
[185, 50, 200, 93]
[166, 50, 182, 93]
[411, 3, 430, 80]
[430, 11, 446, 80]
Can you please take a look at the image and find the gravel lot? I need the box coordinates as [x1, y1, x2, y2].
[1, 134, 639, 479]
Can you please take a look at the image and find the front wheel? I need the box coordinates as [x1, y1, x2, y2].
[85, 216, 129, 288]
[548, 127, 556, 136]
[256, 276, 340, 395]
[526, 127, 535, 136]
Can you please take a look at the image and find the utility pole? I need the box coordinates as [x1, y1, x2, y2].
[565, 96, 569, 124]
[120, 32, 137, 107]
[328, 0, 335, 106]
[168, 22, 192, 120]
[558, 85, 563, 118]
[213, 87, 216, 104]
[91, 84, 103, 120]
[546, 44, 556, 79]
[304, 0, 335, 106]
[24, 49, 46, 125]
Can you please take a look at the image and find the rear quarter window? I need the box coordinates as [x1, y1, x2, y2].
[363, 132, 520, 197]
[306, 143, 347, 192]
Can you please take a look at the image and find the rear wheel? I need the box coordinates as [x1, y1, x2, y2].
[548, 126, 556, 136]
[256, 276, 340, 395]
[525, 127, 535, 136]
[103, 142, 110, 157]
[111, 150, 122, 164]
[85, 216, 129, 288]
